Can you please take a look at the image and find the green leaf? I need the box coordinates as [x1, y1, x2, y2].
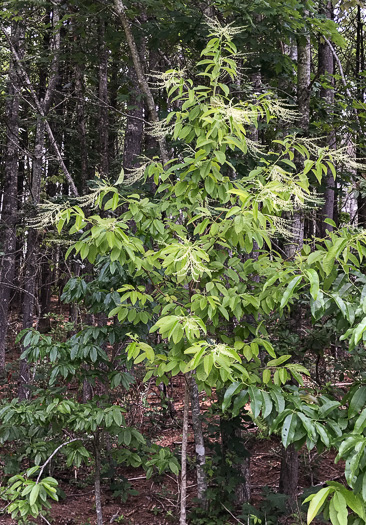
[222, 382, 241, 411]
[332, 491, 348, 525]
[280, 275, 302, 308]
[304, 487, 333, 524]
[249, 386, 262, 419]
[354, 407, 366, 433]
[349, 386, 366, 418]
[306, 269, 320, 301]
[354, 318, 366, 345]
[29, 483, 40, 506]
[281, 413, 297, 448]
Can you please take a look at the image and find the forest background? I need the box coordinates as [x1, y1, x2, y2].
[1, 1, 366, 524]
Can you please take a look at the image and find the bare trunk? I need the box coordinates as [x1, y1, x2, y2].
[94, 432, 104, 525]
[75, 63, 89, 193]
[0, 15, 78, 196]
[123, 69, 144, 170]
[98, 18, 109, 176]
[180, 381, 189, 525]
[19, 3, 61, 399]
[279, 443, 299, 508]
[0, 22, 23, 374]
[318, 1, 336, 237]
[285, 27, 310, 257]
[113, 0, 169, 166]
[189, 375, 207, 503]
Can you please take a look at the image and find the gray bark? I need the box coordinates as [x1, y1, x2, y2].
[123, 68, 144, 170]
[189, 375, 207, 503]
[19, 3, 61, 399]
[318, 1, 336, 237]
[0, 22, 24, 374]
[180, 381, 189, 525]
[113, 0, 169, 166]
[98, 18, 109, 176]
[285, 25, 310, 258]
[0, 18, 78, 196]
[94, 432, 104, 525]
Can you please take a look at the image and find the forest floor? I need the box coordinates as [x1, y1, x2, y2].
[0, 375, 346, 525]
[0, 313, 346, 525]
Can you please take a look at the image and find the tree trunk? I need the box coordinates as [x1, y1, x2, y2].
[0, 21, 24, 375]
[113, 0, 169, 166]
[189, 374, 207, 503]
[123, 68, 144, 170]
[19, 2, 61, 399]
[279, 443, 299, 507]
[318, 1, 336, 237]
[98, 18, 109, 176]
[180, 381, 189, 525]
[75, 62, 89, 193]
[94, 431, 104, 525]
[285, 25, 310, 257]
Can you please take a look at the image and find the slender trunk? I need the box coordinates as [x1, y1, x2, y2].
[0, 17, 78, 196]
[0, 21, 23, 375]
[75, 62, 89, 193]
[94, 432, 104, 525]
[285, 28, 310, 257]
[189, 375, 207, 503]
[123, 68, 144, 170]
[356, 6, 366, 227]
[180, 381, 189, 525]
[19, 3, 61, 399]
[113, 0, 169, 166]
[98, 18, 109, 176]
[318, 1, 336, 237]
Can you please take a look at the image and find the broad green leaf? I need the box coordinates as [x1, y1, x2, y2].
[306, 269, 320, 301]
[281, 413, 297, 448]
[349, 386, 366, 418]
[304, 487, 333, 524]
[222, 382, 241, 411]
[29, 483, 40, 506]
[280, 276, 302, 308]
[249, 385, 262, 419]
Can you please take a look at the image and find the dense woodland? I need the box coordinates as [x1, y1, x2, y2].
[1, 1, 366, 524]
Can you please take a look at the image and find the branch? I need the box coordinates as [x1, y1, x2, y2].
[36, 438, 84, 484]
[322, 36, 362, 132]
[113, 0, 169, 167]
[0, 23, 79, 196]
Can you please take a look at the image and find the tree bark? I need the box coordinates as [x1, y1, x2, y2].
[318, 1, 336, 237]
[19, 2, 61, 399]
[0, 21, 24, 375]
[113, 0, 169, 166]
[123, 68, 144, 170]
[94, 431, 104, 525]
[75, 62, 89, 194]
[98, 18, 109, 176]
[180, 381, 189, 525]
[285, 24, 310, 257]
[0, 19, 78, 196]
[279, 443, 299, 507]
[189, 374, 207, 503]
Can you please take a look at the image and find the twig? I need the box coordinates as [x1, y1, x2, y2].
[0, 23, 79, 196]
[322, 36, 361, 132]
[40, 514, 52, 525]
[110, 511, 120, 523]
[221, 503, 245, 525]
[36, 438, 83, 483]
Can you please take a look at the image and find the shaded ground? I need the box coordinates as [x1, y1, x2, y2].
[0, 312, 346, 524]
